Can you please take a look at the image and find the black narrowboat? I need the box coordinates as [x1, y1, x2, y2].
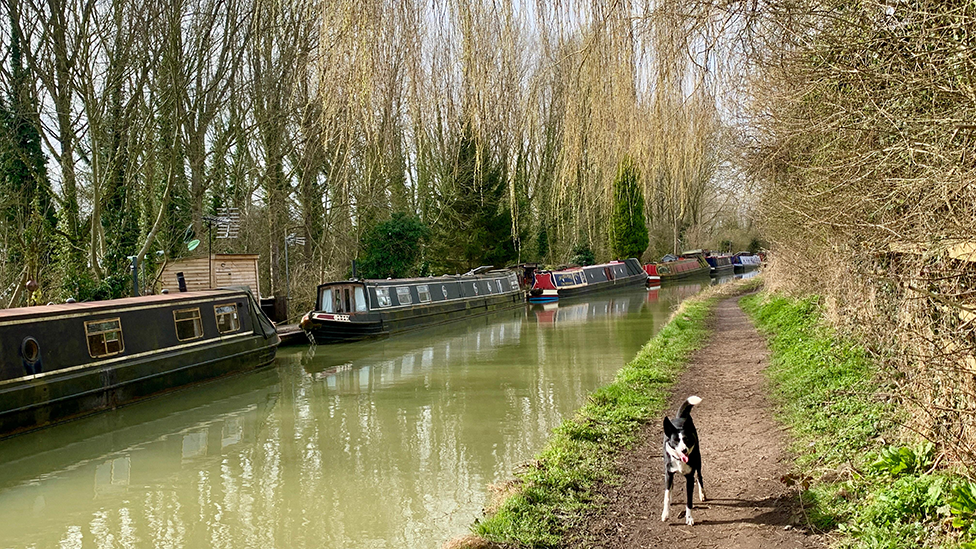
[705, 254, 734, 276]
[527, 258, 649, 303]
[299, 271, 525, 343]
[0, 288, 279, 439]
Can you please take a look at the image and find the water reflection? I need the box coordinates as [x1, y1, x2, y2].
[0, 284, 708, 549]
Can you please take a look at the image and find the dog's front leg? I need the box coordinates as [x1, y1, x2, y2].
[696, 468, 706, 502]
[661, 470, 674, 521]
[684, 473, 695, 526]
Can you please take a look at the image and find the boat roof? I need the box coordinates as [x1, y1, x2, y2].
[0, 289, 250, 322]
[318, 271, 515, 288]
[542, 259, 631, 273]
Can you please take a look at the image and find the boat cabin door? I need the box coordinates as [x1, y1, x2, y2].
[320, 284, 368, 314]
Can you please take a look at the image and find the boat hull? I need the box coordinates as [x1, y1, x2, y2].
[656, 261, 710, 281]
[710, 264, 735, 276]
[0, 335, 276, 439]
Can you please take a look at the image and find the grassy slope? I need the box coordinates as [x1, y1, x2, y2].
[740, 292, 974, 549]
[472, 291, 719, 547]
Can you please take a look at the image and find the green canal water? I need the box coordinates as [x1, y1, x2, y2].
[0, 281, 716, 549]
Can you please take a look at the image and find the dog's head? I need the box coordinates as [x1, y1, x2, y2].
[663, 416, 697, 464]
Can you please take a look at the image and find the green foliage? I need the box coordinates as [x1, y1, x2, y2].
[608, 155, 648, 260]
[358, 212, 429, 279]
[99, 91, 140, 299]
[747, 237, 765, 255]
[475, 297, 716, 546]
[0, 7, 58, 300]
[841, 474, 949, 548]
[429, 121, 517, 273]
[951, 481, 976, 537]
[570, 243, 595, 266]
[740, 292, 974, 549]
[740, 293, 887, 470]
[536, 225, 550, 262]
[870, 443, 934, 477]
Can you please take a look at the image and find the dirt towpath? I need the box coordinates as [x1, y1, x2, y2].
[569, 296, 825, 549]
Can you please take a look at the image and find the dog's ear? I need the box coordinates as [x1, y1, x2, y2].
[663, 417, 677, 437]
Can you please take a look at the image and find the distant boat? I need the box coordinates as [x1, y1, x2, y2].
[650, 251, 710, 281]
[0, 289, 279, 439]
[527, 258, 648, 303]
[705, 254, 734, 276]
[732, 253, 762, 273]
[300, 270, 524, 343]
[643, 264, 662, 286]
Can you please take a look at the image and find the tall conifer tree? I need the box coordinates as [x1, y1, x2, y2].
[608, 155, 649, 260]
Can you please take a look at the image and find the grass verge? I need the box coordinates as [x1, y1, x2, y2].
[465, 282, 756, 548]
[741, 291, 976, 549]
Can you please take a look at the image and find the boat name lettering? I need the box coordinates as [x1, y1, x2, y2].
[314, 313, 351, 322]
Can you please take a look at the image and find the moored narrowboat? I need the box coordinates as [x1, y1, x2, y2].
[705, 254, 734, 276]
[0, 288, 280, 439]
[527, 258, 648, 303]
[299, 271, 525, 343]
[652, 252, 710, 281]
[732, 253, 762, 273]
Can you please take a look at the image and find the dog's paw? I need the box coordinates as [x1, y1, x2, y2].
[685, 512, 694, 526]
[661, 507, 670, 521]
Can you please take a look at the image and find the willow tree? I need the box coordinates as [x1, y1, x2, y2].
[609, 155, 648, 260]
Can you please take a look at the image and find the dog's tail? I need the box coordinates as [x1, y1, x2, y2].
[677, 395, 702, 418]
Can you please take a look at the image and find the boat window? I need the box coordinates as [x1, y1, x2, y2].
[343, 288, 352, 312]
[22, 338, 39, 363]
[174, 308, 204, 341]
[376, 287, 391, 307]
[497, 280, 503, 293]
[354, 287, 367, 311]
[441, 285, 449, 299]
[215, 304, 241, 333]
[417, 285, 431, 303]
[486, 282, 492, 293]
[396, 286, 413, 305]
[86, 318, 124, 358]
[575, 272, 584, 284]
[555, 273, 576, 286]
[320, 288, 334, 313]
[472, 283, 479, 295]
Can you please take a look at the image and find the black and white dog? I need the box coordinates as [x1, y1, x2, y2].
[661, 395, 705, 525]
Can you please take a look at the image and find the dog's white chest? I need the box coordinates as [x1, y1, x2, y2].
[668, 459, 692, 475]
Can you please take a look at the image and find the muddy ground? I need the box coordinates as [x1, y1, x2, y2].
[567, 296, 825, 549]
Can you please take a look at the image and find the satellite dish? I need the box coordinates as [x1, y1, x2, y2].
[187, 239, 200, 251]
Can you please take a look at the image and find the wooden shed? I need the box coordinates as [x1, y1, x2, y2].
[159, 254, 263, 298]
